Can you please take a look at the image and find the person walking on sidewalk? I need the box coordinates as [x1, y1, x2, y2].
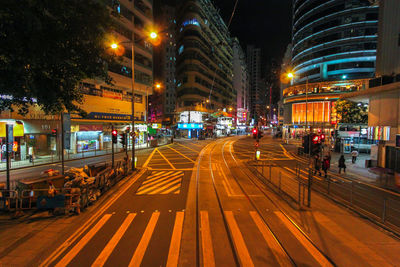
[314, 155, 322, 176]
[351, 149, 359, 163]
[338, 155, 346, 174]
[28, 146, 34, 163]
[322, 155, 330, 178]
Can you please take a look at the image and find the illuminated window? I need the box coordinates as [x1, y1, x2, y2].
[182, 18, 200, 28]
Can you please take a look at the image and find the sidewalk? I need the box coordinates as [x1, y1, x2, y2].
[0, 141, 165, 172]
[284, 139, 399, 193]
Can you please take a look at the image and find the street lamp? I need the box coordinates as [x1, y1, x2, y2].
[286, 71, 309, 131]
[110, 31, 159, 170]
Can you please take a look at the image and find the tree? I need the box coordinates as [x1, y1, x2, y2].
[0, 0, 118, 115]
[335, 99, 368, 124]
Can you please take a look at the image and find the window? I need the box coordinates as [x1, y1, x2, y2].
[398, 33, 400, 46]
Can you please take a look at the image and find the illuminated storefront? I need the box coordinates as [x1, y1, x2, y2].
[292, 101, 331, 125]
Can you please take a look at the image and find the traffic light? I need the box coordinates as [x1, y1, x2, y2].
[320, 133, 325, 143]
[310, 134, 321, 155]
[119, 133, 127, 149]
[252, 128, 258, 139]
[51, 129, 57, 136]
[311, 134, 320, 144]
[112, 130, 118, 144]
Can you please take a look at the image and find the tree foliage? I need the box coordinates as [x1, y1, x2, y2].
[0, 0, 118, 115]
[335, 99, 368, 124]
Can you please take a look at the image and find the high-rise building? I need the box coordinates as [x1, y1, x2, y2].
[151, 3, 177, 125]
[283, 0, 379, 134]
[232, 38, 249, 124]
[247, 45, 263, 121]
[175, 0, 234, 113]
[344, 0, 400, 170]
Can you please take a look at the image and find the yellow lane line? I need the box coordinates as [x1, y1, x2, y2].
[148, 168, 193, 171]
[55, 214, 112, 267]
[166, 145, 196, 163]
[140, 172, 180, 187]
[224, 211, 254, 267]
[249, 212, 293, 267]
[217, 165, 242, 197]
[200, 211, 215, 267]
[128, 212, 160, 267]
[145, 179, 181, 195]
[92, 213, 136, 267]
[166, 212, 185, 267]
[156, 148, 176, 169]
[274, 211, 333, 267]
[136, 176, 181, 195]
[41, 169, 146, 267]
[174, 142, 201, 153]
[143, 148, 158, 168]
[313, 212, 388, 265]
[162, 183, 182, 194]
[279, 144, 294, 159]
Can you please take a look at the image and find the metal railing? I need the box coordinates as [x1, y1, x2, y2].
[293, 158, 400, 232]
[248, 159, 311, 209]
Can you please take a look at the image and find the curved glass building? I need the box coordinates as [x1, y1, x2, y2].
[283, 0, 379, 131]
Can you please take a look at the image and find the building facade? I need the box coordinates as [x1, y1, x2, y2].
[232, 38, 250, 124]
[247, 45, 264, 122]
[151, 3, 177, 125]
[283, 0, 379, 136]
[0, 0, 155, 166]
[175, 0, 234, 113]
[345, 0, 400, 171]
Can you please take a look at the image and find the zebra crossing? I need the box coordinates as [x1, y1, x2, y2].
[50, 210, 291, 267]
[136, 171, 184, 195]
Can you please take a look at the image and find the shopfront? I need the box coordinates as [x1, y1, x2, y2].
[0, 121, 25, 162]
[74, 125, 103, 153]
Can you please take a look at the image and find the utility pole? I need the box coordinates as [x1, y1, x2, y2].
[5, 124, 13, 191]
[61, 113, 65, 175]
[111, 125, 115, 168]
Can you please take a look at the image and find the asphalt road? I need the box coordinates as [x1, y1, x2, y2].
[1, 137, 400, 266]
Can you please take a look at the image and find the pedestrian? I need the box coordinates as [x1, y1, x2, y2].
[338, 155, 346, 174]
[28, 146, 34, 163]
[314, 155, 322, 176]
[351, 149, 359, 163]
[322, 156, 330, 178]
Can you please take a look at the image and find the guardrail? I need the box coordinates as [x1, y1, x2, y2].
[247, 159, 311, 209]
[286, 152, 400, 233]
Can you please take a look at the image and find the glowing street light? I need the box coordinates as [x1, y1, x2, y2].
[155, 83, 161, 89]
[287, 72, 294, 79]
[150, 32, 158, 39]
[111, 43, 118, 49]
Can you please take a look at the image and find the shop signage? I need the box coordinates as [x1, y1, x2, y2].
[135, 124, 147, 132]
[79, 124, 103, 132]
[0, 122, 24, 137]
[76, 112, 137, 121]
[178, 123, 203, 129]
[152, 123, 162, 129]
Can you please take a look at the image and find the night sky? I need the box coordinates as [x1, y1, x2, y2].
[214, 0, 292, 65]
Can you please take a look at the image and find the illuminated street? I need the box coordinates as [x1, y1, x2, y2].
[1, 0, 400, 266]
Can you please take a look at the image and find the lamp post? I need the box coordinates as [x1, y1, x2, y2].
[111, 32, 158, 170]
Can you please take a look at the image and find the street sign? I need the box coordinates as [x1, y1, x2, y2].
[6, 124, 13, 152]
[63, 113, 71, 150]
